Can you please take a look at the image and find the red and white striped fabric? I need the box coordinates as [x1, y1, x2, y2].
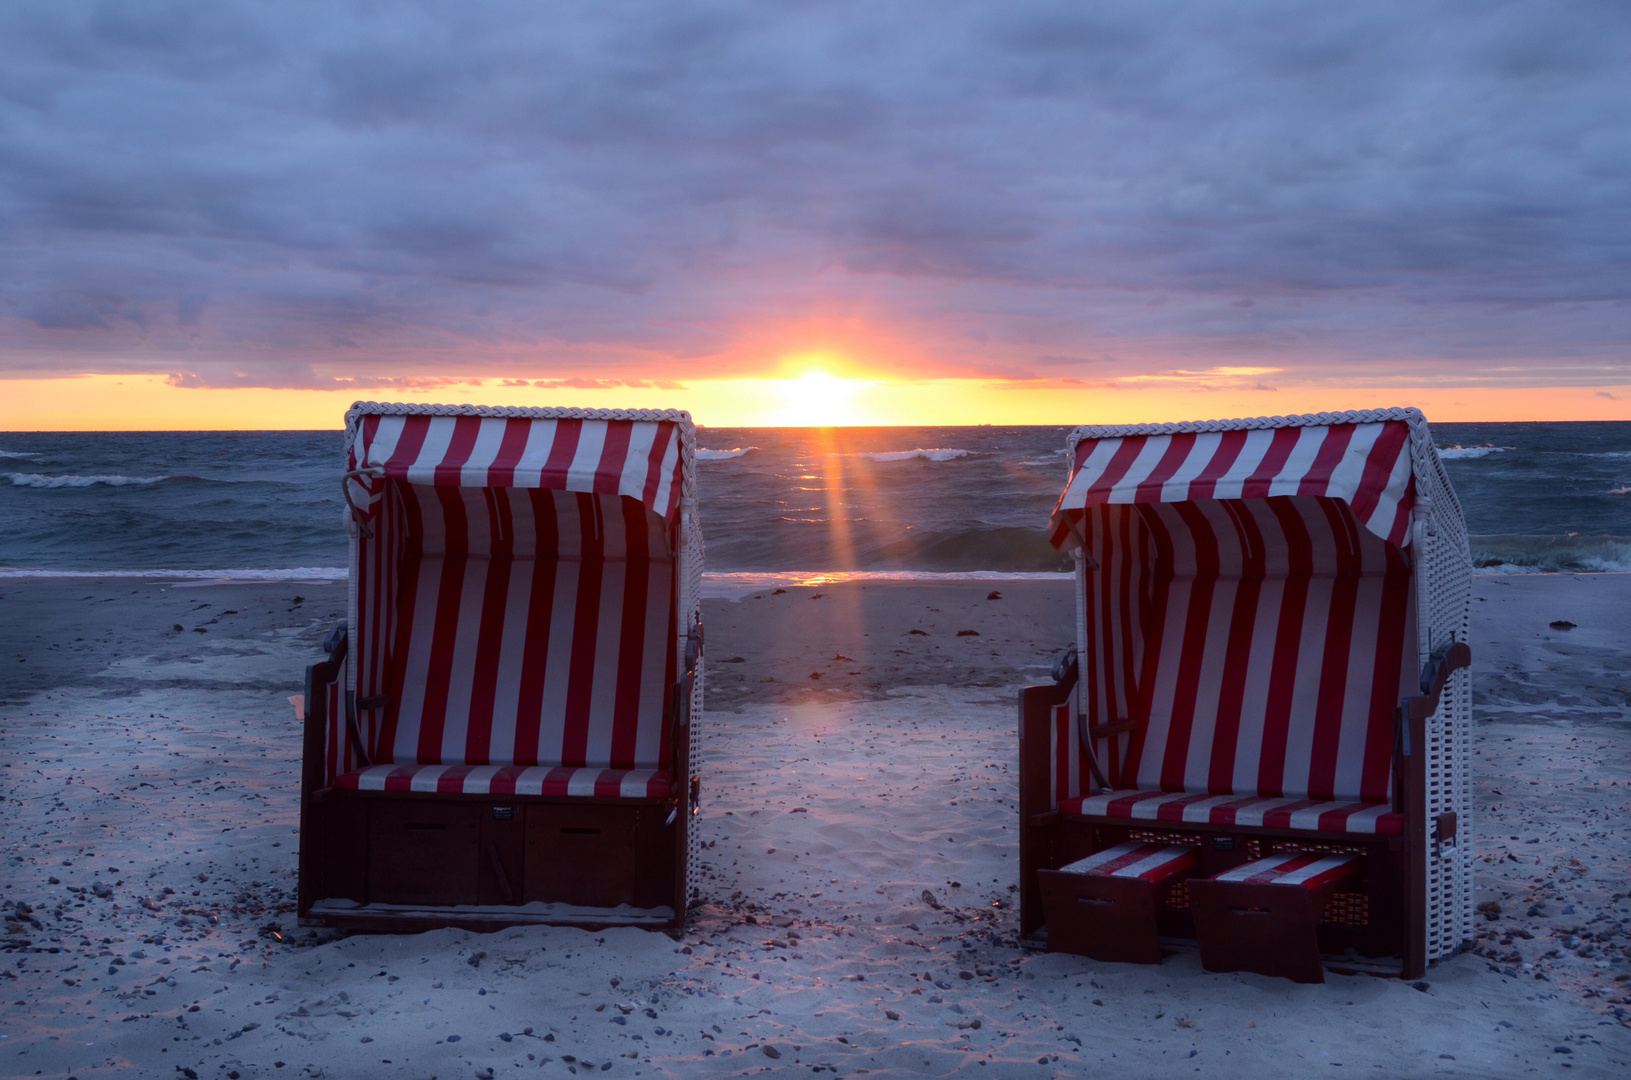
[366, 485, 677, 771]
[1060, 790, 1404, 836]
[1059, 842, 1199, 882]
[348, 412, 686, 522]
[331, 408, 689, 795]
[1050, 418, 1414, 551]
[1121, 497, 1413, 802]
[335, 764, 671, 799]
[1211, 851, 1363, 890]
[1055, 496, 1417, 808]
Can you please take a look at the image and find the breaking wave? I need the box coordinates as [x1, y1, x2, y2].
[1471, 534, 1631, 574]
[696, 447, 757, 461]
[854, 448, 975, 463]
[0, 450, 44, 462]
[1437, 444, 1513, 460]
[5, 472, 170, 488]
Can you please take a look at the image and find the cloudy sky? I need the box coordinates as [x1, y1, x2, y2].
[1, 0, 1628, 411]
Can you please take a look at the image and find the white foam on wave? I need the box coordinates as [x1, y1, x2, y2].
[5, 472, 167, 488]
[1437, 444, 1513, 460]
[700, 569, 1073, 600]
[0, 450, 44, 462]
[1471, 534, 1631, 574]
[0, 567, 347, 581]
[697, 447, 757, 461]
[854, 448, 974, 463]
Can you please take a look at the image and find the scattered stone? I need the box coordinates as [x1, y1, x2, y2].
[1549, 620, 1576, 630]
[885, 1009, 900, 1021]
[956, 629, 979, 637]
[987, 591, 1002, 600]
[921, 890, 941, 910]
[762, 1045, 781, 1059]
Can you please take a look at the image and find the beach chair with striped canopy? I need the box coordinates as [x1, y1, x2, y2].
[297, 403, 703, 932]
[1018, 408, 1472, 980]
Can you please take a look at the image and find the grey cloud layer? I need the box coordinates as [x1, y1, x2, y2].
[1, 0, 1627, 386]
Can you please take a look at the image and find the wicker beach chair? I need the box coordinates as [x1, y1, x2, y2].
[297, 403, 703, 931]
[1018, 408, 1472, 981]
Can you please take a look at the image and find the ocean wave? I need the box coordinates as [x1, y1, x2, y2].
[1611, 485, 1630, 496]
[697, 447, 757, 461]
[5, 472, 169, 488]
[1470, 534, 1631, 574]
[854, 448, 975, 463]
[1437, 444, 1513, 460]
[0, 566, 347, 580]
[0, 450, 44, 462]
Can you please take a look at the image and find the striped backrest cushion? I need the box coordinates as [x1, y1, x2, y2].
[1077, 495, 1416, 805]
[369, 483, 677, 770]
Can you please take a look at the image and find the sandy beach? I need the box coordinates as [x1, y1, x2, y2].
[3, 573, 1629, 1078]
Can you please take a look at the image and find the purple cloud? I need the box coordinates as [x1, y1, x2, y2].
[1, 1, 1628, 388]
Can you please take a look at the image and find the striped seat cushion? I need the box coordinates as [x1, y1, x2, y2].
[335, 763, 671, 799]
[1211, 851, 1363, 890]
[1061, 789, 1403, 836]
[1059, 842, 1198, 882]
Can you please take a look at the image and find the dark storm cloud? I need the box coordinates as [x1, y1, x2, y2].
[0, 0, 1627, 386]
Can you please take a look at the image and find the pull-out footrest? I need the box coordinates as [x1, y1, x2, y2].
[1187, 852, 1363, 983]
[1037, 842, 1199, 964]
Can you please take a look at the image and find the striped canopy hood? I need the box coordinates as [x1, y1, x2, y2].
[1049, 409, 1426, 553]
[343, 403, 692, 529]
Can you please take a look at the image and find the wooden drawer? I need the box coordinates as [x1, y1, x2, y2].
[367, 801, 481, 906]
[524, 804, 645, 908]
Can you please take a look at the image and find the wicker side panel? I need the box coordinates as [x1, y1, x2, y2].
[1409, 414, 1474, 960]
[680, 501, 705, 913]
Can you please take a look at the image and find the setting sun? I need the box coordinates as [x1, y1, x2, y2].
[774, 370, 863, 426]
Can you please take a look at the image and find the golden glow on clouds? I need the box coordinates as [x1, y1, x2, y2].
[0, 372, 1627, 430]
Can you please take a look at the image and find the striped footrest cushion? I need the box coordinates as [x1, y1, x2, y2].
[1059, 842, 1199, 883]
[1212, 852, 1362, 891]
[1060, 790, 1404, 836]
[335, 764, 671, 799]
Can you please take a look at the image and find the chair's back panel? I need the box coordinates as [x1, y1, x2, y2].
[341, 409, 695, 780]
[1078, 496, 1417, 804]
[368, 484, 677, 770]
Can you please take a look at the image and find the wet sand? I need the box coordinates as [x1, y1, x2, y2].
[1, 574, 1628, 1078]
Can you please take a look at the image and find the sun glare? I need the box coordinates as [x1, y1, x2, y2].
[776, 370, 859, 426]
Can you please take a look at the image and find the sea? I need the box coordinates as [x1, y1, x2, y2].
[1, 422, 1628, 581]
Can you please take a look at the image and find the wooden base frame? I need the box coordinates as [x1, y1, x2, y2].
[296, 630, 699, 934]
